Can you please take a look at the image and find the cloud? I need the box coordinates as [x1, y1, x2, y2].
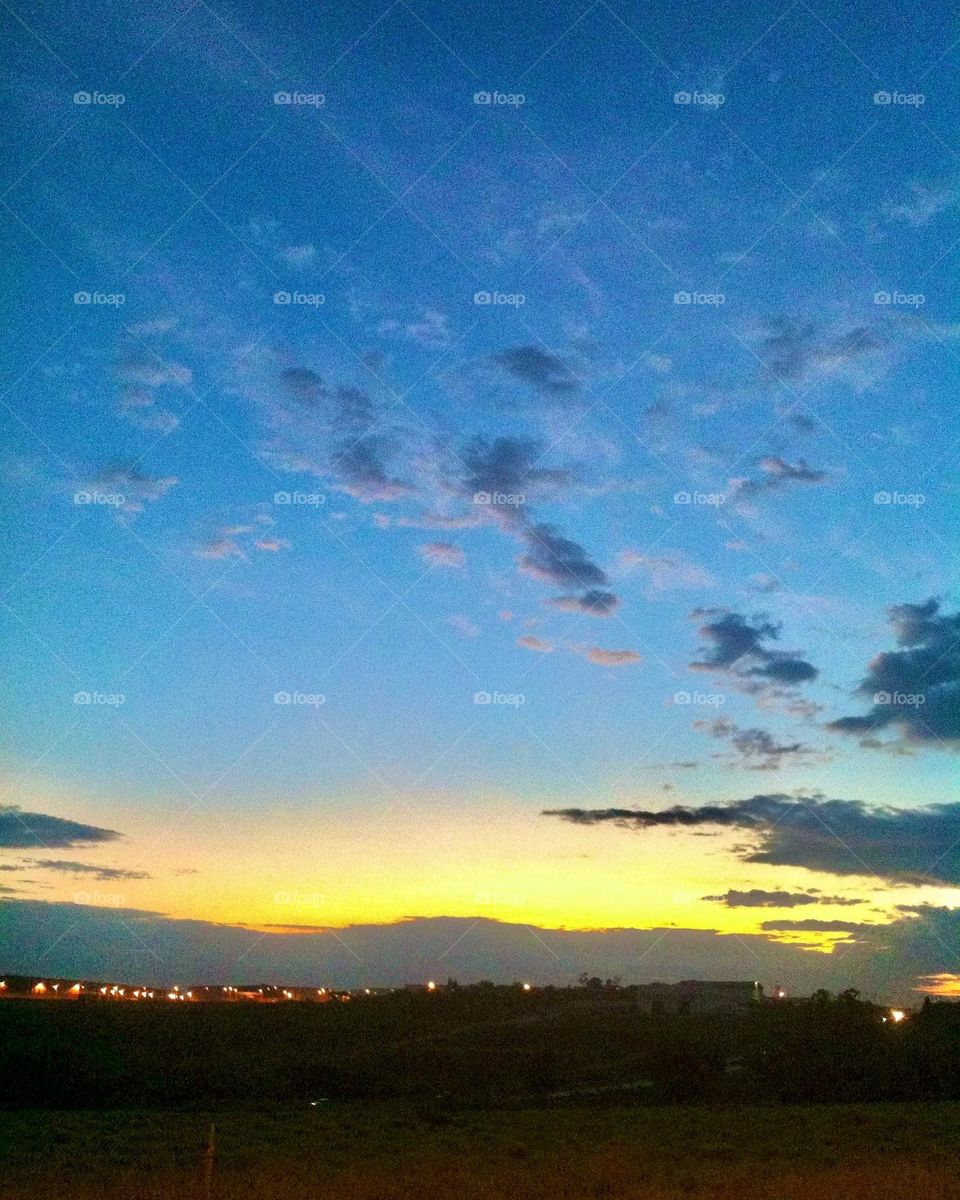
[254, 537, 289, 552]
[459, 437, 573, 510]
[883, 180, 960, 227]
[279, 366, 326, 405]
[518, 524, 608, 589]
[334, 438, 416, 503]
[690, 609, 818, 688]
[118, 354, 192, 388]
[542, 792, 960, 886]
[704, 889, 865, 908]
[25, 859, 150, 881]
[493, 345, 581, 396]
[194, 537, 245, 560]
[618, 550, 715, 590]
[696, 718, 815, 771]
[0, 808, 122, 850]
[576, 646, 641, 667]
[89, 465, 178, 514]
[827, 599, 960, 747]
[546, 590, 621, 617]
[517, 635, 554, 653]
[4, 900, 956, 1003]
[279, 243, 316, 266]
[755, 318, 886, 388]
[730, 456, 829, 500]
[404, 309, 451, 348]
[446, 614, 479, 638]
[418, 541, 465, 569]
[760, 919, 875, 934]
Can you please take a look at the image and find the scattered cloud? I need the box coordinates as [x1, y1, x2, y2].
[576, 646, 641, 667]
[618, 549, 715, 591]
[518, 524, 608, 589]
[755, 318, 886, 388]
[704, 889, 865, 908]
[26, 859, 150, 881]
[689, 609, 818, 688]
[546, 590, 621, 617]
[493, 345, 582, 396]
[827, 599, 960, 747]
[730, 456, 829, 500]
[0, 808, 122, 850]
[542, 792, 960, 886]
[696, 718, 815, 771]
[418, 541, 466, 569]
[517, 635, 554, 653]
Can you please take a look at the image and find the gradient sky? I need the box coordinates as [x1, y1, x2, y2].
[2, 0, 959, 1000]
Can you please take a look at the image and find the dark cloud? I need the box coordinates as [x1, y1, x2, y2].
[704, 889, 865, 908]
[827, 599, 960, 746]
[279, 366, 325, 405]
[25, 859, 150, 882]
[731, 456, 829, 500]
[760, 919, 875, 934]
[459, 437, 573, 507]
[690, 609, 818, 687]
[542, 792, 960, 886]
[0, 808, 122, 850]
[546, 590, 621, 617]
[757, 318, 885, 386]
[697, 718, 813, 771]
[6, 899, 960, 1003]
[334, 438, 414, 502]
[492, 345, 581, 396]
[519, 524, 608, 588]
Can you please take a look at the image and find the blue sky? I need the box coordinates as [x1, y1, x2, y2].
[1, 0, 959, 999]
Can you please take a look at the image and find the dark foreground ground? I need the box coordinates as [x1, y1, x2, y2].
[3, 1102, 960, 1199]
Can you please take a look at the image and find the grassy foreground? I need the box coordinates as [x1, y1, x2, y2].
[2, 1102, 960, 1199]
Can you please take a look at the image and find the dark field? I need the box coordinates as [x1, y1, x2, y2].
[4, 1102, 960, 1199]
[5, 990, 960, 1197]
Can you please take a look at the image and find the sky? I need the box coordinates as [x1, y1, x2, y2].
[1, 0, 959, 1003]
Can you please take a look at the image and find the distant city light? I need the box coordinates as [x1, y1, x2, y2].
[522, 983, 532, 991]
[427, 980, 437, 991]
[890, 1009, 906, 1023]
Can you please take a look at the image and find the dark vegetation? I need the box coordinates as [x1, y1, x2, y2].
[2, 982, 960, 1110]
